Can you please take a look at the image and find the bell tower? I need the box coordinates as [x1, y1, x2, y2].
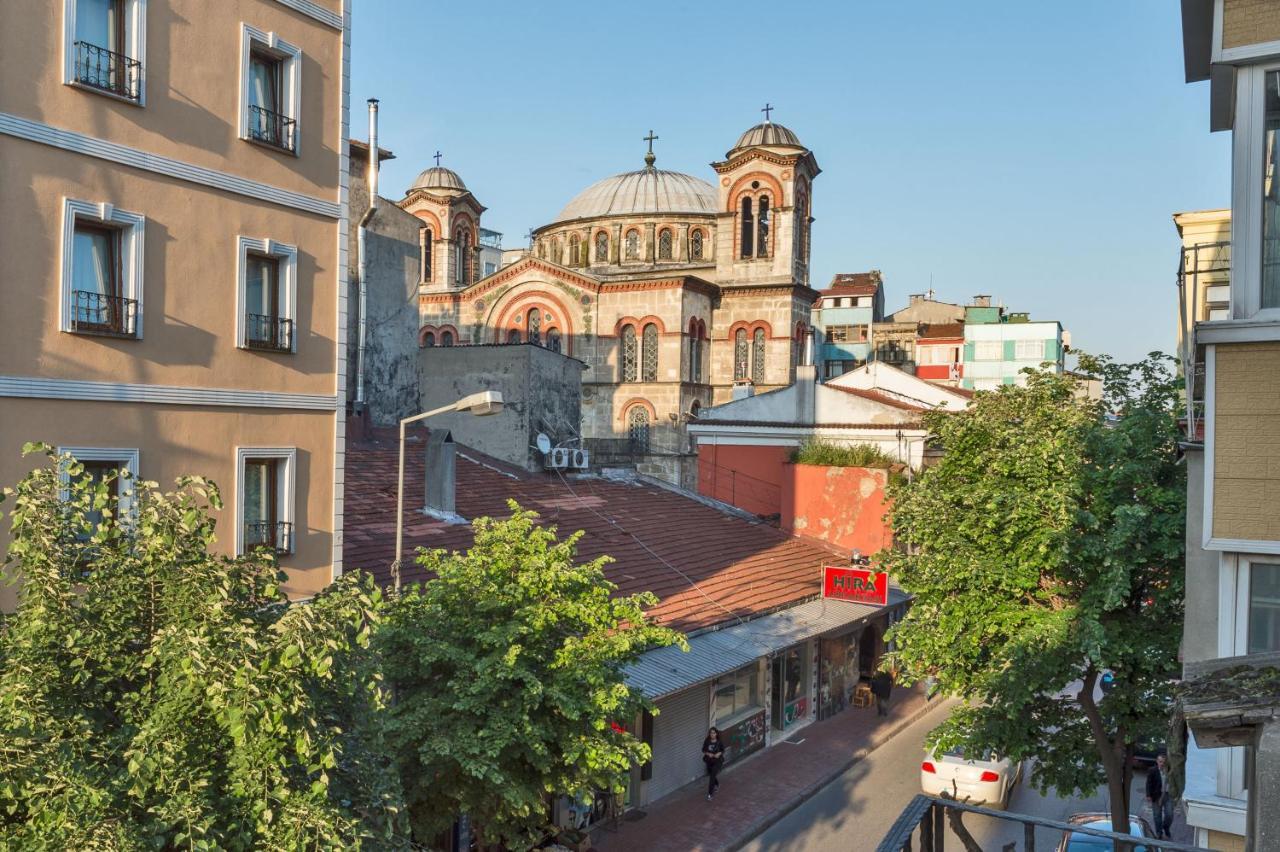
[398, 156, 486, 292]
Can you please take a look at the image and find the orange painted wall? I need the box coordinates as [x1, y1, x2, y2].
[696, 444, 789, 517]
[781, 464, 892, 556]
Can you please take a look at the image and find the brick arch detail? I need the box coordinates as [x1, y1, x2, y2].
[419, 324, 460, 346]
[728, 171, 786, 212]
[491, 289, 576, 353]
[726, 319, 775, 340]
[451, 212, 478, 243]
[613, 314, 667, 337]
[620, 397, 657, 424]
[412, 209, 443, 233]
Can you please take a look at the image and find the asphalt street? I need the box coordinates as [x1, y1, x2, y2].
[740, 700, 1174, 852]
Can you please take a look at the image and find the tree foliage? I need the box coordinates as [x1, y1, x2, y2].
[883, 356, 1185, 839]
[0, 446, 405, 850]
[379, 504, 685, 849]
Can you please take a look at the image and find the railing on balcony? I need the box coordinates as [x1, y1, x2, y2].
[73, 41, 142, 101]
[245, 521, 292, 555]
[247, 104, 297, 153]
[245, 313, 293, 352]
[878, 795, 1207, 852]
[1176, 239, 1230, 444]
[70, 290, 138, 338]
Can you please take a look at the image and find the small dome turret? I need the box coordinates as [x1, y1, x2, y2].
[727, 121, 805, 159]
[409, 165, 468, 193]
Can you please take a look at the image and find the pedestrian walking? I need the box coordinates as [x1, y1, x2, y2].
[702, 726, 725, 799]
[1146, 753, 1174, 839]
[870, 669, 894, 717]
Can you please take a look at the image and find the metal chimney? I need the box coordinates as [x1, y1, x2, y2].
[424, 428, 456, 515]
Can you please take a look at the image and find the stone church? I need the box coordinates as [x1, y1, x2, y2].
[401, 118, 820, 485]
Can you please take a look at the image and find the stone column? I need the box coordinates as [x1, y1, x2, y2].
[1250, 720, 1280, 851]
[645, 223, 656, 263]
[610, 224, 622, 265]
[678, 224, 690, 262]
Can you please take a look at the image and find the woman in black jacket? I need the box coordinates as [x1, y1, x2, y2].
[702, 727, 725, 799]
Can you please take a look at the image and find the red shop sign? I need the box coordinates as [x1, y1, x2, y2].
[822, 565, 888, 606]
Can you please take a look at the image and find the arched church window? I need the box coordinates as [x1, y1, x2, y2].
[627, 406, 651, 453]
[658, 229, 673, 260]
[569, 234, 580, 267]
[422, 227, 433, 282]
[455, 230, 472, 286]
[752, 328, 767, 384]
[547, 328, 562, 353]
[621, 325, 638, 382]
[690, 229, 704, 261]
[625, 229, 640, 260]
[422, 331, 436, 348]
[527, 308, 542, 345]
[740, 197, 754, 258]
[756, 196, 770, 258]
[595, 231, 609, 262]
[441, 330, 454, 347]
[688, 318, 702, 383]
[734, 329, 749, 380]
[794, 183, 809, 269]
[507, 328, 521, 344]
[642, 323, 659, 381]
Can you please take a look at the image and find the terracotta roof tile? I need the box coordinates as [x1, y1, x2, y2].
[821, 272, 882, 296]
[828, 385, 929, 412]
[917, 322, 965, 340]
[342, 431, 846, 634]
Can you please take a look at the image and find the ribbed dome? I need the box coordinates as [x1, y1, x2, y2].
[554, 167, 717, 223]
[410, 166, 467, 192]
[729, 122, 804, 156]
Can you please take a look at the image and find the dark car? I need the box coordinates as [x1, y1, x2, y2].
[1056, 812, 1155, 851]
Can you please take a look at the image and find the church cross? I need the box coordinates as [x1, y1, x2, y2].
[761, 103, 773, 122]
[643, 130, 659, 154]
[433, 151, 442, 167]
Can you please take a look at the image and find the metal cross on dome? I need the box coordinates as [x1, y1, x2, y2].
[433, 151, 442, 167]
[643, 130, 659, 153]
[761, 103, 773, 122]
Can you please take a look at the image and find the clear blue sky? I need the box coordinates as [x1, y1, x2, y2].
[351, 1, 1228, 363]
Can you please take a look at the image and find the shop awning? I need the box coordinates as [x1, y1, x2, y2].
[626, 590, 909, 700]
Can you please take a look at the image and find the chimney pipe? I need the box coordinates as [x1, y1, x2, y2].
[355, 98, 380, 407]
[424, 428, 456, 515]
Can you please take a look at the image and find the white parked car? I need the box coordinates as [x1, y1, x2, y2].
[921, 747, 1022, 809]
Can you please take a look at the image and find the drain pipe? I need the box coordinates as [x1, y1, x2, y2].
[355, 97, 379, 407]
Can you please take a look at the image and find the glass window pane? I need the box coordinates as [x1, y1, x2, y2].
[1250, 563, 1280, 654]
[715, 683, 735, 720]
[249, 54, 279, 112]
[1265, 72, 1280, 310]
[76, 0, 116, 49]
[246, 255, 276, 315]
[73, 226, 113, 296]
[243, 460, 273, 525]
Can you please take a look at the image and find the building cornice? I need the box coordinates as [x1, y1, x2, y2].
[0, 375, 339, 410]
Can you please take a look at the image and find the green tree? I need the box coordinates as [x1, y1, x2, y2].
[379, 504, 685, 849]
[0, 446, 405, 850]
[883, 356, 1185, 846]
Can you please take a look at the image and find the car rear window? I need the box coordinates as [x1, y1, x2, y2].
[943, 746, 993, 761]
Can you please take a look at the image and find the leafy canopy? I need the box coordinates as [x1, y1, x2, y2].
[0, 446, 405, 850]
[883, 356, 1185, 816]
[379, 503, 685, 849]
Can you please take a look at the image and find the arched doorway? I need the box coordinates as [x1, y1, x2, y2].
[859, 623, 880, 680]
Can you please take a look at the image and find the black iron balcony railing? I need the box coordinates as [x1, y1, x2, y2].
[245, 521, 292, 555]
[247, 104, 297, 152]
[71, 290, 138, 338]
[245, 313, 293, 352]
[878, 795, 1205, 852]
[73, 41, 142, 101]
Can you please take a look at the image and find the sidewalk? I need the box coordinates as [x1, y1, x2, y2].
[591, 685, 940, 852]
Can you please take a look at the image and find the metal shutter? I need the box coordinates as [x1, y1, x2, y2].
[647, 684, 710, 804]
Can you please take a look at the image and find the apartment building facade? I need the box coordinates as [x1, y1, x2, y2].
[811, 271, 884, 378]
[0, 0, 351, 607]
[1180, 3, 1280, 849]
[960, 306, 1065, 391]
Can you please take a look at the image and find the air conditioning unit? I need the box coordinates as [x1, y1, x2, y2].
[569, 449, 590, 470]
[544, 447, 571, 469]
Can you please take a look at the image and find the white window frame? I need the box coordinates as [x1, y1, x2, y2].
[1014, 339, 1045, 361]
[235, 446, 297, 556]
[235, 236, 298, 352]
[1231, 62, 1280, 323]
[238, 23, 302, 155]
[974, 340, 1003, 361]
[57, 445, 140, 518]
[62, 0, 149, 105]
[60, 197, 146, 338]
[973, 378, 1001, 391]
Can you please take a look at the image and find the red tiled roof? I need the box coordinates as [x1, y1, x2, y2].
[821, 272, 882, 296]
[342, 431, 846, 634]
[828, 385, 928, 412]
[917, 322, 964, 340]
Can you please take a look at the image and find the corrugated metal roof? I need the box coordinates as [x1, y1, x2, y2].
[626, 589, 910, 700]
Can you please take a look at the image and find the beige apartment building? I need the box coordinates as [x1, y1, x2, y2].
[0, 0, 351, 608]
[1180, 2, 1280, 849]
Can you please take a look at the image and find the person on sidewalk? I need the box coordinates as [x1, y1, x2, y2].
[1146, 752, 1173, 839]
[870, 669, 894, 717]
[702, 727, 725, 799]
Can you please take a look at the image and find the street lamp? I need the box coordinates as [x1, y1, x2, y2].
[393, 390, 504, 591]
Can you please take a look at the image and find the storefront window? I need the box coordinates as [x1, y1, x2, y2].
[714, 664, 760, 725]
[819, 633, 859, 720]
[772, 643, 811, 730]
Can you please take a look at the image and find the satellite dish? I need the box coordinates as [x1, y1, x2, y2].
[535, 433, 552, 454]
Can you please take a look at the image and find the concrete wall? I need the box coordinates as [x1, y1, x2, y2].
[418, 344, 583, 472]
[828, 362, 970, 410]
[1183, 447, 1220, 667]
[348, 166, 423, 426]
[781, 464, 892, 555]
[696, 443, 790, 516]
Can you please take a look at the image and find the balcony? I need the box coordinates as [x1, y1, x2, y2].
[70, 290, 138, 338]
[245, 313, 293, 352]
[247, 105, 297, 153]
[1177, 239, 1230, 444]
[244, 521, 292, 555]
[878, 794, 1203, 852]
[72, 41, 142, 102]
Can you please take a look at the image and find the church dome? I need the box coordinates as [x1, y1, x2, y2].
[410, 165, 467, 193]
[728, 122, 805, 157]
[554, 167, 717, 223]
